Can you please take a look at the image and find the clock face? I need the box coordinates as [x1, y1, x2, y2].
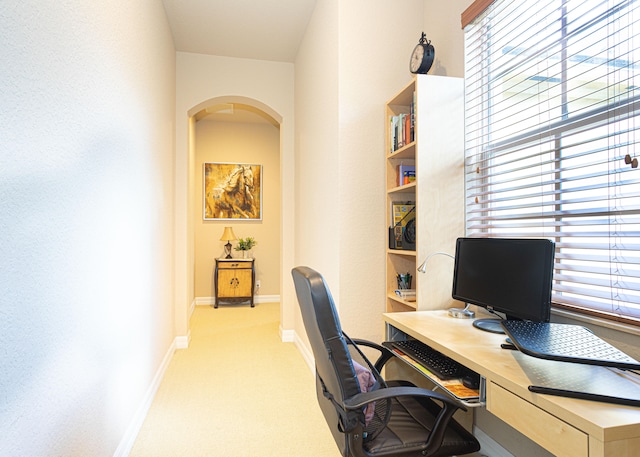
[410, 44, 425, 73]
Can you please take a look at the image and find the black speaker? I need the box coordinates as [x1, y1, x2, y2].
[403, 218, 416, 250]
[389, 219, 416, 250]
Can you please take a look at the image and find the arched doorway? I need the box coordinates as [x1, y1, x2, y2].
[174, 91, 296, 345]
[191, 99, 281, 306]
[175, 96, 294, 342]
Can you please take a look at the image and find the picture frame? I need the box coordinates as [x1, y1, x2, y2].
[203, 162, 262, 220]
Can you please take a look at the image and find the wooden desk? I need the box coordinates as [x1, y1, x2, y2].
[384, 310, 640, 457]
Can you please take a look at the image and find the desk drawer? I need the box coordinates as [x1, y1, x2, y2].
[487, 382, 588, 457]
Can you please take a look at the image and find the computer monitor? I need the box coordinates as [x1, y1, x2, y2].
[452, 237, 555, 333]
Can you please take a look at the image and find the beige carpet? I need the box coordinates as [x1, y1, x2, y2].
[129, 302, 341, 457]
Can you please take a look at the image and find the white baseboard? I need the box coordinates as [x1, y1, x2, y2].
[280, 327, 295, 343]
[293, 331, 315, 373]
[195, 295, 280, 306]
[113, 336, 180, 457]
[175, 331, 190, 349]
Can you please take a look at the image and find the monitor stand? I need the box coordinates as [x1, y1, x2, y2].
[448, 303, 475, 319]
[473, 318, 505, 334]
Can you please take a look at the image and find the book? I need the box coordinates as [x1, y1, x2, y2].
[404, 112, 411, 147]
[389, 115, 399, 153]
[397, 164, 416, 186]
[391, 202, 415, 228]
[411, 91, 415, 143]
[397, 113, 406, 149]
[394, 289, 416, 301]
[394, 289, 416, 297]
[389, 112, 414, 153]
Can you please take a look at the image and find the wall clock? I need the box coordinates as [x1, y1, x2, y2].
[410, 32, 434, 74]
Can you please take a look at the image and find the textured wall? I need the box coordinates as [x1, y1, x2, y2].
[0, 1, 176, 455]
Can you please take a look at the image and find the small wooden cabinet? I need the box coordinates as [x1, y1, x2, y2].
[214, 258, 255, 308]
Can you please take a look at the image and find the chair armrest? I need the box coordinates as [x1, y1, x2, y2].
[343, 385, 464, 411]
[349, 338, 395, 373]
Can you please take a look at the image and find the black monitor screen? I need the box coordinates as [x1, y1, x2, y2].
[452, 237, 555, 330]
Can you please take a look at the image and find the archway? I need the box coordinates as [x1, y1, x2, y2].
[180, 96, 292, 338]
[191, 97, 280, 304]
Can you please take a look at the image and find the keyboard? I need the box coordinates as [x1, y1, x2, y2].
[387, 339, 468, 379]
[501, 320, 640, 370]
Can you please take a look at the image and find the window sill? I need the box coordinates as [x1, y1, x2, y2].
[552, 307, 640, 337]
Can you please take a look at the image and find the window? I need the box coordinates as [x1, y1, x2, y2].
[464, 0, 640, 324]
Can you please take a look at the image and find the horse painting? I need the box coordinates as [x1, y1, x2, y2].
[204, 163, 261, 220]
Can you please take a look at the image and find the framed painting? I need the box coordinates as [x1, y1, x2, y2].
[203, 163, 262, 220]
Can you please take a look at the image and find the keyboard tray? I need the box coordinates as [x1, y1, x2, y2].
[382, 340, 481, 404]
[384, 340, 469, 379]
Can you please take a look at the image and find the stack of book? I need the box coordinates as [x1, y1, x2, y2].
[389, 93, 415, 153]
[394, 289, 416, 301]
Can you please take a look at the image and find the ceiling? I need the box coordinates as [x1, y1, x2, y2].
[161, 0, 317, 63]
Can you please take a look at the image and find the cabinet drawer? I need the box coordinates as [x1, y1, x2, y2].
[218, 261, 252, 270]
[487, 382, 587, 457]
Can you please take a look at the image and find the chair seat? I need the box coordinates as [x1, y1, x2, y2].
[364, 381, 479, 457]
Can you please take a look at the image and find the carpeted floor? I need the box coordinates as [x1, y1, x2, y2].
[129, 302, 341, 457]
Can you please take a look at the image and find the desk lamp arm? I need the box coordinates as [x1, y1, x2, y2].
[417, 252, 475, 318]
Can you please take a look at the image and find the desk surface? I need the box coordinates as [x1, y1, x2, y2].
[384, 310, 640, 457]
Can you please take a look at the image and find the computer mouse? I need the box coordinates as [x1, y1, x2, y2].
[462, 374, 480, 390]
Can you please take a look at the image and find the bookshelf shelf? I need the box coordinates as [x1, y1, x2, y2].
[387, 182, 416, 194]
[386, 293, 418, 311]
[386, 249, 416, 257]
[389, 142, 416, 159]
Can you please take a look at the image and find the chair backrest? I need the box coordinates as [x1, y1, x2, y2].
[291, 267, 362, 455]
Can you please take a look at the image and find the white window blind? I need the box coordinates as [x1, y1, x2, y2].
[464, 0, 640, 323]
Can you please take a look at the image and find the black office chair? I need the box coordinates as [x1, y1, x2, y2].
[292, 266, 480, 457]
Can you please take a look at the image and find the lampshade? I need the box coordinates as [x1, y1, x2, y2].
[220, 227, 237, 241]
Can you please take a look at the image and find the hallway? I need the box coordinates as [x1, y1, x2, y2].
[129, 302, 340, 456]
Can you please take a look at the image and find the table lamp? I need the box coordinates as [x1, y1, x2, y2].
[220, 227, 237, 259]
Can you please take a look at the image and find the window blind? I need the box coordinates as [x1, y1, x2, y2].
[464, 0, 640, 323]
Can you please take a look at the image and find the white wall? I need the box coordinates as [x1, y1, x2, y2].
[424, 0, 471, 78]
[0, 1, 176, 456]
[175, 53, 296, 331]
[294, 0, 424, 344]
[293, 0, 340, 306]
[337, 0, 427, 339]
